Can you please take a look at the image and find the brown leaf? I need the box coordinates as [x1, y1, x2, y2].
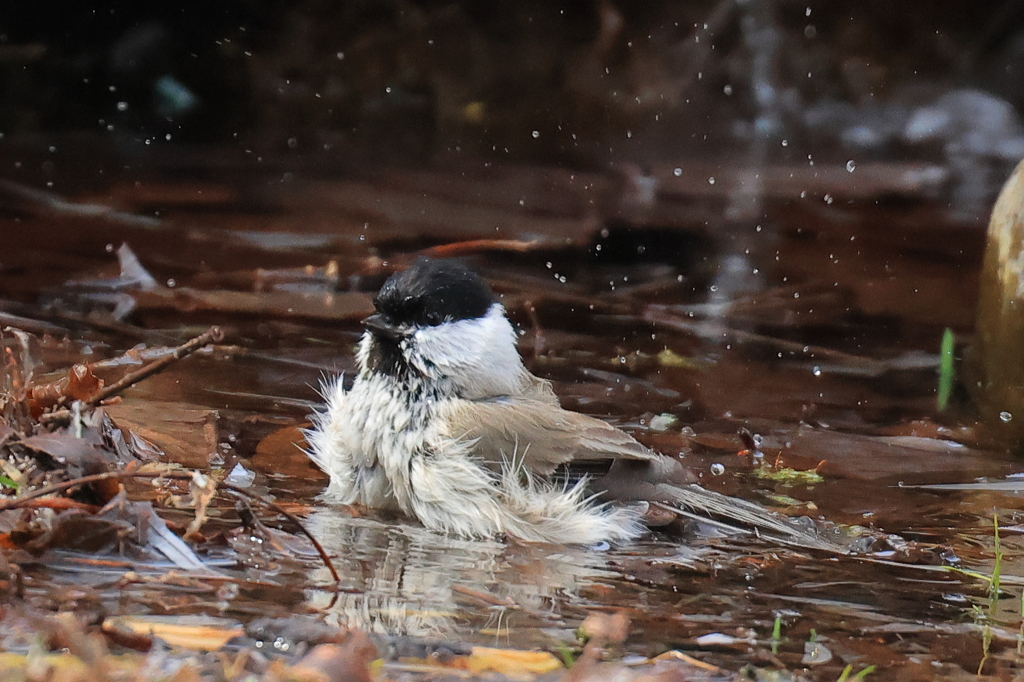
[184, 472, 218, 542]
[23, 509, 137, 554]
[253, 424, 327, 481]
[102, 615, 243, 651]
[468, 647, 563, 676]
[579, 612, 630, 645]
[28, 364, 104, 416]
[104, 400, 221, 469]
[289, 632, 377, 682]
[20, 430, 115, 473]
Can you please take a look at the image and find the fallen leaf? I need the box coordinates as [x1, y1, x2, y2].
[288, 634, 377, 682]
[579, 612, 630, 645]
[102, 615, 243, 651]
[468, 647, 563, 675]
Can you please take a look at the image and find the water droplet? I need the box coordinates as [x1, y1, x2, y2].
[673, 167, 682, 177]
[707, 176, 716, 185]
[116, 101, 128, 111]
[166, 278, 176, 288]
[531, 130, 540, 139]
[710, 463, 725, 475]
[1000, 411, 1013, 423]
[823, 194, 833, 204]
[846, 160, 856, 172]
[812, 366, 821, 376]
[781, 139, 789, 147]
[287, 137, 298, 149]
[723, 84, 733, 96]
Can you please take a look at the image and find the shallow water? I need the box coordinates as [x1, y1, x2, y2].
[2, 148, 1023, 678]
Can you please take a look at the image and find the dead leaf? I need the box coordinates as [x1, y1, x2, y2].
[467, 647, 563, 676]
[579, 612, 630, 645]
[253, 424, 326, 481]
[104, 400, 221, 469]
[29, 364, 104, 415]
[102, 615, 243, 651]
[184, 472, 218, 541]
[288, 634, 377, 682]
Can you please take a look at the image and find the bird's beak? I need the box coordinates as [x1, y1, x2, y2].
[362, 313, 404, 341]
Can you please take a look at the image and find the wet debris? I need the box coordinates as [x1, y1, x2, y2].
[0, 324, 355, 675]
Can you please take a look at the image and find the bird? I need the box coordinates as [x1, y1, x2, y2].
[306, 256, 835, 549]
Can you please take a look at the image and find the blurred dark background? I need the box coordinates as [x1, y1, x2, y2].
[4, 0, 1024, 182]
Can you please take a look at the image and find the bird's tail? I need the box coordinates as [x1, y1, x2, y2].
[657, 483, 847, 553]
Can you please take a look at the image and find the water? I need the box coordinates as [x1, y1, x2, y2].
[0, 151, 1020, 677]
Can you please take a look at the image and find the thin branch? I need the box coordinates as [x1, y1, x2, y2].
[86, 326, 225, 406]
[639, 306, 889, 372]
[0, 179, 161, 228]
[421, 239, 540, 259]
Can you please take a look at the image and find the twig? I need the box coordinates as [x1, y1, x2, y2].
[0, 179, 160, 228]
[421, 239, 540, 259]
[0, 312, 68, 336]
[639, 306, 887, 371]
[0, 468, 342, 586]
[86, 326, 225, 406]
[13, 498, 100, 513]
[452, 584, 519, 609]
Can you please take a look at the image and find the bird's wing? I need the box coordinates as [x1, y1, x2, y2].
[444, 395, 659, 476]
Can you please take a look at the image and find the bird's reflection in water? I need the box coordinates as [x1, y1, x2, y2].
[304, 508, 624, 640]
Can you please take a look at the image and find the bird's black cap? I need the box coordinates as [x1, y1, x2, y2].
[373, 257, 495, 328]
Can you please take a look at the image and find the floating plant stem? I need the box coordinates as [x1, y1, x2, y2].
[1019, 587, 1024, 655]
[851, 665, 876, 680]
[975, 515, 1002, 674]
[937, 328, 954, 411]
[979, 623, 992, 674]
[555, 642, 576, 668]
[770, 613, 782, 655]
[837, 663, 876, 682]
[991, 513, 1003, 611]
